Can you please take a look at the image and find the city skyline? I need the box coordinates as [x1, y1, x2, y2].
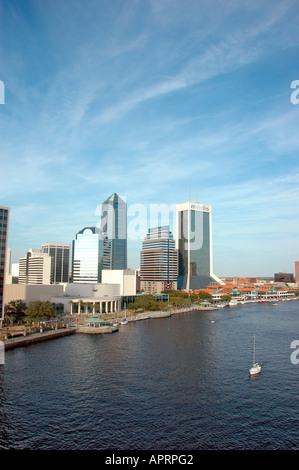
[1, 1, 299, 276]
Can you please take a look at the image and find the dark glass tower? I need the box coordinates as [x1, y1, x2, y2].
[100, 193, 127, 270]
[42, 242, 70, 283]
[176, 201, 222, 289]
[0, 206, 9, 326]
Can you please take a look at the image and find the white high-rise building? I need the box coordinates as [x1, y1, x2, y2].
[176, 201, 223, 290]
[19, 249, 51, 285]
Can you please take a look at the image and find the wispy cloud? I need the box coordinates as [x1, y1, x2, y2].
[91, 1, 293, 126]
[1, 0, 299, 275]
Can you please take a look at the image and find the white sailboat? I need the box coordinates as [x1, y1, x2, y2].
[249, 334, 261, 376]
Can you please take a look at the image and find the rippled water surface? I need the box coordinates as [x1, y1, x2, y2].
[1, 301, 299, 450]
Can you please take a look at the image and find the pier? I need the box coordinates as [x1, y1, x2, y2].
[3, 327, 77, 350]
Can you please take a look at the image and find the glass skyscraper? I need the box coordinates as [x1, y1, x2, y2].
[176, 201, 222, 290]
[72, 227, 111, 283]
[0, 206, 9, 326]
[100, 193, 127, 270]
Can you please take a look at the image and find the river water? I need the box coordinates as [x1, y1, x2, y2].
[0, 301, 298, 450]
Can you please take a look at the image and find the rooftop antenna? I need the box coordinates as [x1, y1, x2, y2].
[189, 190, 191, 202]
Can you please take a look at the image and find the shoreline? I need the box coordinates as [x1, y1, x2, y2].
[0, 305, 213, 349]
[1, 298, 297, 350]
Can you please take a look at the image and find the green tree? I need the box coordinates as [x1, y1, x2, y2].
[25, 301, 58, 325]
[156, 300, 167, 311]
[222, 294, 232, 302]
[162, 289, 191, 306]
[197, 291, 213, 302]
[127, 295, 167, 312]
[5, 299, 27, 324]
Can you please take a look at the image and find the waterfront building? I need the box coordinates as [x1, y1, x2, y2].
[176, 201, 223, 290]
[0, 206, 9, 326]
[221, 276, 258, 285]
[19, 249, 51, 285]
[197, 283, 296, 303]
[4, 283, 64, 306]
[4, 281, 122, 315]
[42, 242, 70, 284]
[140, 225, 178, 294]
[295, 261, 299, 285]
[99, 193, 127, 270]
[72, 227, 111, 283]
[51, 282, 121, 315]
[274, 272, 294, 283]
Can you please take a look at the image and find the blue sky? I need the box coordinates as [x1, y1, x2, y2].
[1, 0, 299, 277]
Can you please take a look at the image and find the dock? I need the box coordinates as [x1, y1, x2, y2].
[3, 327, 77, 350]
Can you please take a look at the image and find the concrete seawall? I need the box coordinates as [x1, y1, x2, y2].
[76, 325, 118, 334]
[3, 328, 77, 350]
[148, 311, 172, 319]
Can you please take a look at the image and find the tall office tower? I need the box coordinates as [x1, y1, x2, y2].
[0, 206, 9, 326]
[5, 246, 11, 284]
[140, 225, 178, 294]
[176, 201, 223, 290]
[42, 242, 70, 284]
[295, 262, 299, 285]
[100, 193, 127, 270]
[72, 227, 111, 283]
[19, 249, 51, 284]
